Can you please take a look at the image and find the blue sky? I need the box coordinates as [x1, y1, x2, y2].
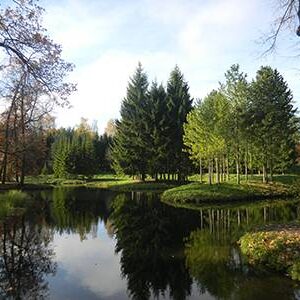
[40, 0, 300, 132]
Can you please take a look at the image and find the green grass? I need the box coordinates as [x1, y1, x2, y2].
[86, 181, 177, 192]
[85, 175, 177, 191]
[25, 174, 177, 192]
[13, 173, 300, 196]
[162, 176, 299, 204]
[239, 224, 300, 281]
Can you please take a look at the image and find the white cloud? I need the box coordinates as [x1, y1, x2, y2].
[42, 0, 300, 131]
[178, 0, 259, 60]
[54, 50, 179, 132]
[42, 0, 128, 58]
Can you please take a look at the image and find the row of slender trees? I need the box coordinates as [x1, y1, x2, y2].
[184, 65, 299, 184]
[112, 64, 299, 183]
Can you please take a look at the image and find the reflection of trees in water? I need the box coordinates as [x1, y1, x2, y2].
[195, 201, 300, 241]
[185, 201, 300, 299]
[185, 228, 298, 300]
[44, 188, 115, 240]
[111, 192, 201, 300]
[0, 216, 56, 299]
[0, 189, 298, 299]
[185, 229, 243, 299]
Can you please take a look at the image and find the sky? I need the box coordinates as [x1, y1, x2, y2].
[39, 0, 300, 133]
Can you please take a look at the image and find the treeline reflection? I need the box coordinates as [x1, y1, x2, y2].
[0, 188, 298, 299]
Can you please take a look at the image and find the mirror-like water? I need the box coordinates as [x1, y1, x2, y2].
[0, 188, 299, 299]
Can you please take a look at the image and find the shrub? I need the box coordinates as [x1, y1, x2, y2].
[239, 228, 300, 280]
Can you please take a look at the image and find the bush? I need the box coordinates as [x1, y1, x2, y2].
[289, 261, 300, 281]
[239, 228, 300, 280]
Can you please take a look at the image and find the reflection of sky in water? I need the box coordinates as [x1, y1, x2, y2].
[46, 218, 217, 300]
[47, 219, 128, 300]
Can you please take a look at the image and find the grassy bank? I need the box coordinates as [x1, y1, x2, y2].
[162, 175, 300, 204]
[0, 183, 53, 191]
[3, 173, 300, 196]
[24, 174, 177, 192]
[239, 224, 300, 281]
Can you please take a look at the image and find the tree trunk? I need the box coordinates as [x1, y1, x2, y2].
[270, 158, 273, 182]
[236, 154, 240, 184]
[222, 155, 225, 182]
[20, 95, 26, 186]
[245, 151, 248, 182]
[262, 164, 268, 184]
[1, 102, 15, 184]
[215, 157, 220, 184]
[199, 157, 203, 183]
[1, 76, 23, 184]
[208, 159, 212, 185]
[226, 155, 229, 181]
[250, 152, 253, 177]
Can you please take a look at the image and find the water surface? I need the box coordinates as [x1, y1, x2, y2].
[0, 188, 299, 299]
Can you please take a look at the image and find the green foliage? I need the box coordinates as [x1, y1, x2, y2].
[51, 121, 107, 178]
[166, 66, 193, 180]
[184, 91, 228, 163]
[112, 64, 192, 181]
[184, 64, 299, 185]
[246, 66, 299, 176]
[289, 261, 300, 281]
[112, 63, 149, 179]
[144, 81, 170, 177]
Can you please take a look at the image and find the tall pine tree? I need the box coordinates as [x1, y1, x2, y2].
[112, 63, 149, 180]
[166, 66, 193, 181]
[247, 66, 299, 182]
[145, 81, 169, 179]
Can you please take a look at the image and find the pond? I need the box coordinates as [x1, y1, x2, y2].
[0, 187, 299, 299]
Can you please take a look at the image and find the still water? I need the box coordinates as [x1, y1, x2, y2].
[0, 187, 299, 299]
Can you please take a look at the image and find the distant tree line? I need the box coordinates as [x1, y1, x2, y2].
[46, 119, 113, 178]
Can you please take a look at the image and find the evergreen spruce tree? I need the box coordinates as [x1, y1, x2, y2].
[52, 129, 72, 178]
[95, 133, 113, 172]
[51, 125, 100, 178]
[166, 66, 193, 181]
[112, 63, 149, 179]
[145, 81, 170, 180]
[247, 66, 299, 182]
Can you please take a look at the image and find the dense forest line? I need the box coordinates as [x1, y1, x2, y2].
[0, 63, 299, 185]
